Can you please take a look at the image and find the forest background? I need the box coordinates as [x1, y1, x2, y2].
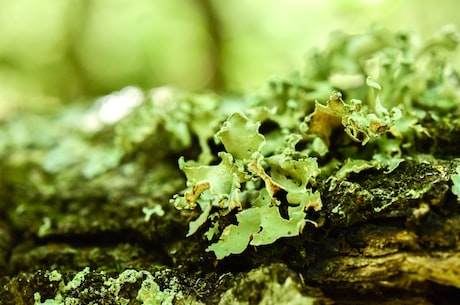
[1, 0, 460, 118]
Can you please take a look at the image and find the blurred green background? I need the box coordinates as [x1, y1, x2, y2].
[1, 0, 460, 118]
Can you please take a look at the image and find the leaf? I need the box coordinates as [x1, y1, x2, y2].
[215, 112, 265, 160]
[307, 91, 401, 146]
[250, 199, 309, 246]
[206, 190, 321, 259]
[266, 154, 320, 193]
[187, 200, 212, 237]
[206, 206, 261, 259]
[306, 92, 346, 146]
[180, 152, 237, 196]
[171, 152, 241, 210]
[452, 165, 460, 201]
[206, 192, 321, 259]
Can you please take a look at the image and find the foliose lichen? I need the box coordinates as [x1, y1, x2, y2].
[170, 26, 460, 259]
[1, 26, 460, 265]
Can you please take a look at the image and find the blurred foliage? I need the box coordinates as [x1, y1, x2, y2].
[1, 0, 460, 118]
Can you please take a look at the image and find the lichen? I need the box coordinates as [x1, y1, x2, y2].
[452, 165, 460, 201]
[33, 268, 185, 305]
[2, 26, 460, 304]
[170, 26, 460, 260]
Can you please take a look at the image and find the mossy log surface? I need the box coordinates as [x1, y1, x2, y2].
[1, 155, 460, 304]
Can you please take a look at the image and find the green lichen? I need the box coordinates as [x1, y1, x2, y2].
[305, 89, 401, 146]
[34, 267, 90, 305]
[171, 83, 402, 259]
[452, 165, 460, 201]
[171, 26, 460, 260]
[171, 111, 323, 259]
[33, 268, 181, 305]
[2, 25, 460, 271]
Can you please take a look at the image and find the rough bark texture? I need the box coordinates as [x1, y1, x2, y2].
[1, 155, 459, 304]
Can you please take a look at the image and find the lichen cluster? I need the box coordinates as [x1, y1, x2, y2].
[170, 26, 460, 259]
[1, 29, 460, 305]
[32, 268, 188, 305]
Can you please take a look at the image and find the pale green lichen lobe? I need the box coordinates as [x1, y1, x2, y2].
[452, 165, 460, 201]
